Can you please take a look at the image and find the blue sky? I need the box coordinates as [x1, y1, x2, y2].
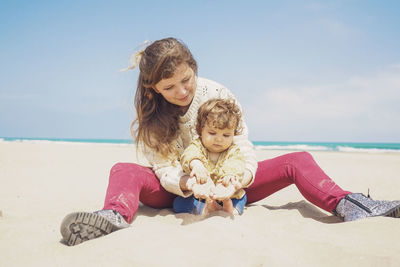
[1, 0, 399, 142]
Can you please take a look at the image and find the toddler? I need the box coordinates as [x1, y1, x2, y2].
[177, 98, 247, 215]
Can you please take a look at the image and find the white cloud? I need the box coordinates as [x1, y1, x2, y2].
[245, 66, 400, 142]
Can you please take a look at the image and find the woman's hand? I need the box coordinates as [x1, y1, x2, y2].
[190, 160, 210, 184]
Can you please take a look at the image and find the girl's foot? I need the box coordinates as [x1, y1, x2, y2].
[204, 199, 222, 214]
[222, 199, 234, 214]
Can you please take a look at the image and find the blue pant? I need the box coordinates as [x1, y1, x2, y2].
[173, 194, 247, 215]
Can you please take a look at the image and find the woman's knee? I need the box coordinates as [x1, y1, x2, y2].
[284, 151, 314, 165]
[109, 162, 150, 181]
[110, 162, 138, 174]
[292, 151, 312, 159]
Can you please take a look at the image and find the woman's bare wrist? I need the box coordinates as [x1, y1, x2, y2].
[179, 175, 190, 191]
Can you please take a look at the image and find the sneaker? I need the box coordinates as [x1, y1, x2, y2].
[333, 193, 400, 222]
[60, 210, 129, 246]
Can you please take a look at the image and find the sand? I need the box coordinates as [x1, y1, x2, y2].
[1, 141, 400, 266]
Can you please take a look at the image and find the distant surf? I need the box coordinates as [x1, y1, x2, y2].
[0, 137, 133, 146]
[252, 141, 400, 153]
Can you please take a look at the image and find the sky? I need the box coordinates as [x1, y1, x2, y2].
[1, 0, 399, 142]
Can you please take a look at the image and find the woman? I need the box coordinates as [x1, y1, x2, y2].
[60, 37, 400, 246]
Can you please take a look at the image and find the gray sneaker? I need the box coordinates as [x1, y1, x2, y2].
[333, 193, 400, 222]
[60, 210, 130, 246]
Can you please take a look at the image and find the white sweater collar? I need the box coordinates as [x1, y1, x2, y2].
[179, 77, 202, 123]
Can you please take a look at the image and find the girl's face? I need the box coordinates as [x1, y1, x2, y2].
[200, 123, 235, 153]
[154, 64, 196, 110]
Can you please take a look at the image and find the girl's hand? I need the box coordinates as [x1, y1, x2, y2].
[191, 178, 216, 199]
[212, 183, 236, 201]
[218, 175, 242, 190]
[185, 176, 197, 191]
[190, 160, 210, 184]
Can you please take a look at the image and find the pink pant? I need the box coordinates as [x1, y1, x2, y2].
[103, 151, 351, 223]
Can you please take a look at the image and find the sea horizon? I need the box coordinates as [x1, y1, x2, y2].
[2, 137, 400, 154]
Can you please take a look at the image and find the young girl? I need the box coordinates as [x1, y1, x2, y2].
[174, 98, 247, 215]
[60, 37, 400, 246]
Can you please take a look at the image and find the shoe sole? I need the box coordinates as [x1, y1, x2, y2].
[60, 212, 117, 246]
[384, 205, 400, 218]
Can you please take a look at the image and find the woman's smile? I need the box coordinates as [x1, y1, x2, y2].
[178, 94, 189, 102]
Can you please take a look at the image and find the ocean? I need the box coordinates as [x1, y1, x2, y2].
[2, 137, 400, 153]
[252, 141, 400, 153]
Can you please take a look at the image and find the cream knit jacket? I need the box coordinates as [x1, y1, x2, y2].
[140, 77, 258, 197]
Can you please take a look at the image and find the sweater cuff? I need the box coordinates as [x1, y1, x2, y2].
[242, 167, 256, 188]
[158, 169, 193, 198]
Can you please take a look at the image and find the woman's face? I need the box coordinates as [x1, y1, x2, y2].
[154, 64, 196, 109]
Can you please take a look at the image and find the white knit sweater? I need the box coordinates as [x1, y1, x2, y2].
[140, 77, 258, 197]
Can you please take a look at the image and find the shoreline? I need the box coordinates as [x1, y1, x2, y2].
[2, 137, 400, 154]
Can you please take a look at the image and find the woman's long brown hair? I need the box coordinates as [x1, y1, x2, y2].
[131, 38, 198, 157]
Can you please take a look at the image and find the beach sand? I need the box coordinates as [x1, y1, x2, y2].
[1, 141, 400, 266]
